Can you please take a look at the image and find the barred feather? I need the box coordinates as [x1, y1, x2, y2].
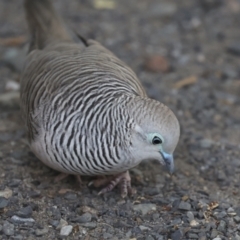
[20, 0, 179, 177]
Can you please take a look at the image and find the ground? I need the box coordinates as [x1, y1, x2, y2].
[0, 0, 240, 239]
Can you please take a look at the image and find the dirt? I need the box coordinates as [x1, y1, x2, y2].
[0, 0, 240, 239]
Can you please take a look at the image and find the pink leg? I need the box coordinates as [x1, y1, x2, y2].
[97, 171, 136, 198]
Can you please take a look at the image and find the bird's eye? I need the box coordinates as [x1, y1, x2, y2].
[152, 136, 163, 145]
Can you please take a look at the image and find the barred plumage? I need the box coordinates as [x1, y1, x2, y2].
[20, 0, 180, 197]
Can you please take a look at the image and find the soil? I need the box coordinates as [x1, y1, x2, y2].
[0, 0, 240, 239]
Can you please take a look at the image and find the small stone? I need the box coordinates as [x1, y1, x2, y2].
[133, 204, 156, 215]
[35, 227, 48, 236]
[152, 213, 160, 221]
[0, 197, 9, 209]
[227, 43, 240, 56]
[145, 235, 155, 240]
[171, 229, 183, 240]
[234, 216, 240, 223]
[190, 220, 199, 227]
[144, 55, 170, 73]
[234, 234, 240, 240]
[139, 225, 151, 231]
[3, 221, 14, 236]
[227, 207, 235, 212]
[8, 179, 21, 187]
[56, 219, 68, 229]
[11, 215, 35, 224]
[103, 232, 113, 239]
[187, 211, 194, 221]
[217, 220, 226, 232]
[12, 235, 23, 240]
[80, 222, 97, 229]
[49, 220, 59, 228]
[171, 218, 182, 225]
[178, 201, 191, 211]
[0, 188, 13, 199]
[200, 139, 213, 148]
[199, 237, 207, 240]
[211, 229, 218, 238]
[64, 193, 77, 200]
[17, 206, 33, 218]
[71, 212, 92, 223]
[188, 233, 198, 239]
[212, 238, 222, 240]
[213, 211, 227, 219]
[60, 225, 73, 236]
[28, 191, 41, 198]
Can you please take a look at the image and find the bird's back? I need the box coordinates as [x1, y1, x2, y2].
[20, 0, 147, 175]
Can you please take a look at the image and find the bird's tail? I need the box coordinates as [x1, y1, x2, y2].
[24, 0, 72, 50]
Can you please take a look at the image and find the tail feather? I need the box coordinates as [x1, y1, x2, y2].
[24, 0, 72, 50]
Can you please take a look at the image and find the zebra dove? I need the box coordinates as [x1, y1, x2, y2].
[20, 0, 180, 197]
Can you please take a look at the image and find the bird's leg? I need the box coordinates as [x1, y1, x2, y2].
[54, 173, 82, 186]
[97, 171, 136, 198]
[54, 173, 69, 182]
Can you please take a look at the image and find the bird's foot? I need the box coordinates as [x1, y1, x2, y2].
[90, 171, 136, 198]
[54, 173, 82, 185]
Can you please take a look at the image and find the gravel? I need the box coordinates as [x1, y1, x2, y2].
[60, 225, 73, 236]
[0, 0, 240, 239]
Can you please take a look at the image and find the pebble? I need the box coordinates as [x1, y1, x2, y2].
[145, 235, 155, 240]
[212, 238, 222, 240]
[16, 206, 33, 218]
[199, 237, 207, 240]
[171, 229, 183, 240]
[70, 212, 92, 223]
[190, 219, 199, 227]
[13, 235, 23, 240]
[80, 222, 97, 229]
[60, 225, 73, 236]
[8, 179, 21, 187]
[148, 2, 177, 17]
[178, 201, 191, 211]
[0, 188, 13, 199]
[227, 43, 240, 56]
[0, 197, 9, 209]
[187, 211, 194, 221]
[188, 233, 198, 239]
[103, 232, 113, 239]
[56, 218, 68, 229]
[213, 211, 227, 219]
[200, 139, 213, 148]
[144, 55, 170, 73]
[3, 221, 14, 236]
[133, 204, 156, 215]
[217, 220, 226, 232]
[234, 216, 240, 223]
[211, 229, 219, 238]
[64, 193, 77, 200]
[35, 227, 48, 236]
[139, 225, 151, 231]
[152, 213, 160, 221]
[5, 80, 20, 91]
[11, 215, 35, 224]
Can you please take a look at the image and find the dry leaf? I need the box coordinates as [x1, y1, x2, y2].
[174, 75, 197, 89]
[0, 35, 27, 47]
[93, 0, 116, 9]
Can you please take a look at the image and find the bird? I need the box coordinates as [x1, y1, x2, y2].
[20, 0, 180, 198]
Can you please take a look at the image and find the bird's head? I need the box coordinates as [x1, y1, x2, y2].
[128, 97, 180, 174]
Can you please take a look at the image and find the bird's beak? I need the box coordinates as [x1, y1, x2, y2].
[160, 151, 174, 174]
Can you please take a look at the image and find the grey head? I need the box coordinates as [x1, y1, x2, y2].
[127, 97, 180, 174]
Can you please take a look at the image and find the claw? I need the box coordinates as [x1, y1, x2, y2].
[96, 171, 136, 198]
